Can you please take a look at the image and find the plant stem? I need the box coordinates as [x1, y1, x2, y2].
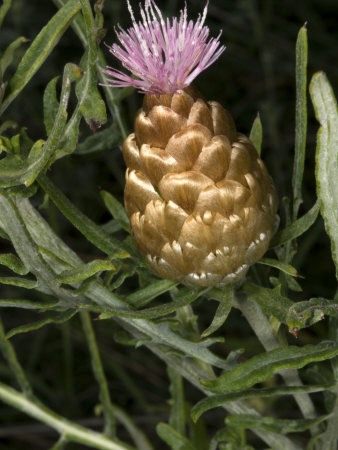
[80, 311, 116, 438]
[235, 293, 317, 423]
[0, 382, 133, 450]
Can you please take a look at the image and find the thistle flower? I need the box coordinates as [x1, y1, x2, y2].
[103, 0, 225, 94]
[105, 1, 278, 287]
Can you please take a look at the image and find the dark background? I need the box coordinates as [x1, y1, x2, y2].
[0, 0, 337, 448]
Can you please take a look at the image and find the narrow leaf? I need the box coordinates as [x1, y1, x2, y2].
[191, 384, 333, 423]
[101, 190, 130, 232]
[38, 174, 129, 256]
[0, 276, 37, 289]
[226, 413, 329, 434]
[1, 0, 81, 114]
[257, 258, 299, 277]
[0, 253, 28, 275]
[249, 114, 262, 155]
[6, 310, 76, 339]
[156, 423, 194, 450]
[0, 0, 11, 29]
[270, 199, 320, 248]
[168, 367, 185, 436]
[0, 36, 29, 77]
[201, 285, 233, 338]
[292, 24, 308, 219]
[310, 72, 338, 280]
[0, 299, 59, 309]
[57, 259, 116, 284]
[127, 280, 178, 308]
[43, 76, 60, 136]
[201, 342, 338, 394]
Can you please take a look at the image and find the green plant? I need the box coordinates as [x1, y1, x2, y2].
[0, 1, 337, 449]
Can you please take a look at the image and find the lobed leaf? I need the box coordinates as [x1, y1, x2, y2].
[1, 0, 81, 115]
[269, 199, 320, 248]
[310, 72, 338, 280]
[249, 114, 262, 155]
[191, 384, 333, 423]
[243, 282, 293, 324]
[287, 298, 338, 331]
[201, 342, 338, 394]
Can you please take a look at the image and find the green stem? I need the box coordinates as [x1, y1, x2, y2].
[0, 316, 33, 398]
[0, 382, 133, 450]
[235, 294, 317, 423]
[80, 311, 116, 438]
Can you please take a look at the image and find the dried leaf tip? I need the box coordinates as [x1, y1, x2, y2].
[102, 0, 225, 94]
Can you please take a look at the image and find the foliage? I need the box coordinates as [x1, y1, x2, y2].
[0, 1, 337, 449]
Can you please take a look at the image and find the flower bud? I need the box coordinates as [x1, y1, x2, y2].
[123, 89, 278, 286]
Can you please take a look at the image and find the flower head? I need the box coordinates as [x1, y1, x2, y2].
[103, 0, 225, 94]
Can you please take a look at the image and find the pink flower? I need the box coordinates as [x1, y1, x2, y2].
[103, 0, 225, 94]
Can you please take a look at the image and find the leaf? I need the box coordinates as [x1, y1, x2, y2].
[292, 24, 308, 219]
[168, 367, 185, 436]
[38, 174, 130, 256]
[75, 0, 106, 129]
[101, 190, 130, 232]
[191, 384, 333, 423]
[126, 280, 178, 308]
[0, 63, 82, 187]
[225, 413, 329, 434]
[57, 259, 116, 284]
[249, 114, 262, 155]
[201, 342, 338, 394]
[156, 423, 194, 450]
[0, 0, 81, 115]
[0, 253, 28, 275]
[0, 299, 58, 310]
[257, 258, 299, 277]
[0, 36, 29, 78]
[0, 276, 37, 289]
[287, 298, 338, 331]
[270, 199, 320, 248]
[86, 287, 207, 320]
[75, 122, 121, 155]
[43, 76, 60, 136]
[310, 72, 338, 280]
[243, 282, 293, 324]
[6, 309, 77, 339]
[0, 0, 11, 29]
[201, 285, 233, 338]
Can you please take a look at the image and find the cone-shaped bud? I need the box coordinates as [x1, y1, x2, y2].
[123, 89, 278, 286]
[104, 0, 278, 286]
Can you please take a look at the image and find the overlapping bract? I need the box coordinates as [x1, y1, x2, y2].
[123, 88, 278, 286]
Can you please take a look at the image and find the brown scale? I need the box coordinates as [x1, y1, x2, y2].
[123, 88, 278, 286]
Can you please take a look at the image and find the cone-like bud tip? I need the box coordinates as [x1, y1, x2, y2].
[103, 0, 225, 94]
